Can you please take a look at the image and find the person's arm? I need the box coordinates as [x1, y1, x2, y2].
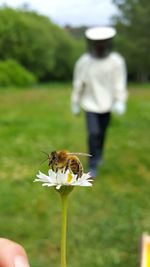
[71, 56, 86, 115]
[112, 54, 128, 115]
[0, 238, 30, 267]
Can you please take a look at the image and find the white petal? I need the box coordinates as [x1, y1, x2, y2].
[75, 181, 92, 187]
[79, 172, 91, 181]
[74, 176, 93, 186]
[34, 178, 41, 182]
[56, 184, 61, 190]
[36, 171, 51, 182]
[80, 181, 93, 186]
[48, 169, 57, 179]
[77, 176, 92, 185]
[42, 183, 56, 187]
[34, 169, 93, 189]
[56, 169, 66, 184]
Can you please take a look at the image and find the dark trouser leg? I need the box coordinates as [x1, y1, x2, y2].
[85, 111, 111, 169]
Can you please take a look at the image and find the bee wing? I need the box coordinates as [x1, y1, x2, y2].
[41, 150, 49, 156]
[67, 152, 92, 157]
[40, 158, 48, 165]
[39, 151, 49, 165]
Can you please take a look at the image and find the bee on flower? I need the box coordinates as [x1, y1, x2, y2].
[34, 150, 93, 267]
[34, 150, 93, 190]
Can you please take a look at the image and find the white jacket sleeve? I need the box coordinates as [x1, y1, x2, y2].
[112, 54, 128, 115]
[71, 55, 87, 114]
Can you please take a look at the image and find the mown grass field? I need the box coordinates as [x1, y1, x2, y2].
[0, 83, 150, 267]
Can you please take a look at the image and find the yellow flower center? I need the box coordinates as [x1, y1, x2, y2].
[67, 172, 73, 183]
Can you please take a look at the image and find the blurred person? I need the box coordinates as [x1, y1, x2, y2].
[0, 238, 30, 267]
[71, 26, 128, 177]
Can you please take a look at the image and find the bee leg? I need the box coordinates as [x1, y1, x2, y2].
[54, 166, 58, 172]
[65, 159, 71, 172]
[51, 165, 54, 171]
[77, 165, 83, 179]
[76, 169, 80, 179]
[51, 165, 58, 172]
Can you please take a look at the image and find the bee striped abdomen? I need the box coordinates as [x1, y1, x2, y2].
[69, 157, 83, 178]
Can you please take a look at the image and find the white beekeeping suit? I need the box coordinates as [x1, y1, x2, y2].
[72, 51, 127, 114]
[71, 26, 128, 178]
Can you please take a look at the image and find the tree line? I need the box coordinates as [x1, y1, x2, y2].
[112, 0, 150, 82]
[0, 6, 84, 86]
[0, 0, 149, 86]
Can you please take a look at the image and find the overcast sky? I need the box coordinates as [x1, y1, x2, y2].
[0, 0, 118, 27]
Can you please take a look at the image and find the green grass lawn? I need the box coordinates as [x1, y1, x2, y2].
[0, 83, 150, 267]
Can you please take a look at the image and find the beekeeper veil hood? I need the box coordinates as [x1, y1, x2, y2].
[85, 26, 116, 58]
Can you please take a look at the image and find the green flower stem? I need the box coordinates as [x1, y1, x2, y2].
[60, 193, 68, 267]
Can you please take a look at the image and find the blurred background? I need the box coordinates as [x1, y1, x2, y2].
[0, 0, 150, 267]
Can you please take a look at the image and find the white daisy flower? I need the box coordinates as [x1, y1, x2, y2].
[34, 169, 93, 190]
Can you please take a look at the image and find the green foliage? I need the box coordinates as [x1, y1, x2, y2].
[0, 83, 150, 267]
[0, 7, 80, 81]
[0, 59, 37, 87]
[52, 27, 85, 80]
[45, 25, 75, 80]
[112, 0, 150, 82]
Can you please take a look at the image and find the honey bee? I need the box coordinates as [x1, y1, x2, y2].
[45, 150, 91, 178]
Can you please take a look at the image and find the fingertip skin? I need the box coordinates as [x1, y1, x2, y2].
[0, 238, 29, 267]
